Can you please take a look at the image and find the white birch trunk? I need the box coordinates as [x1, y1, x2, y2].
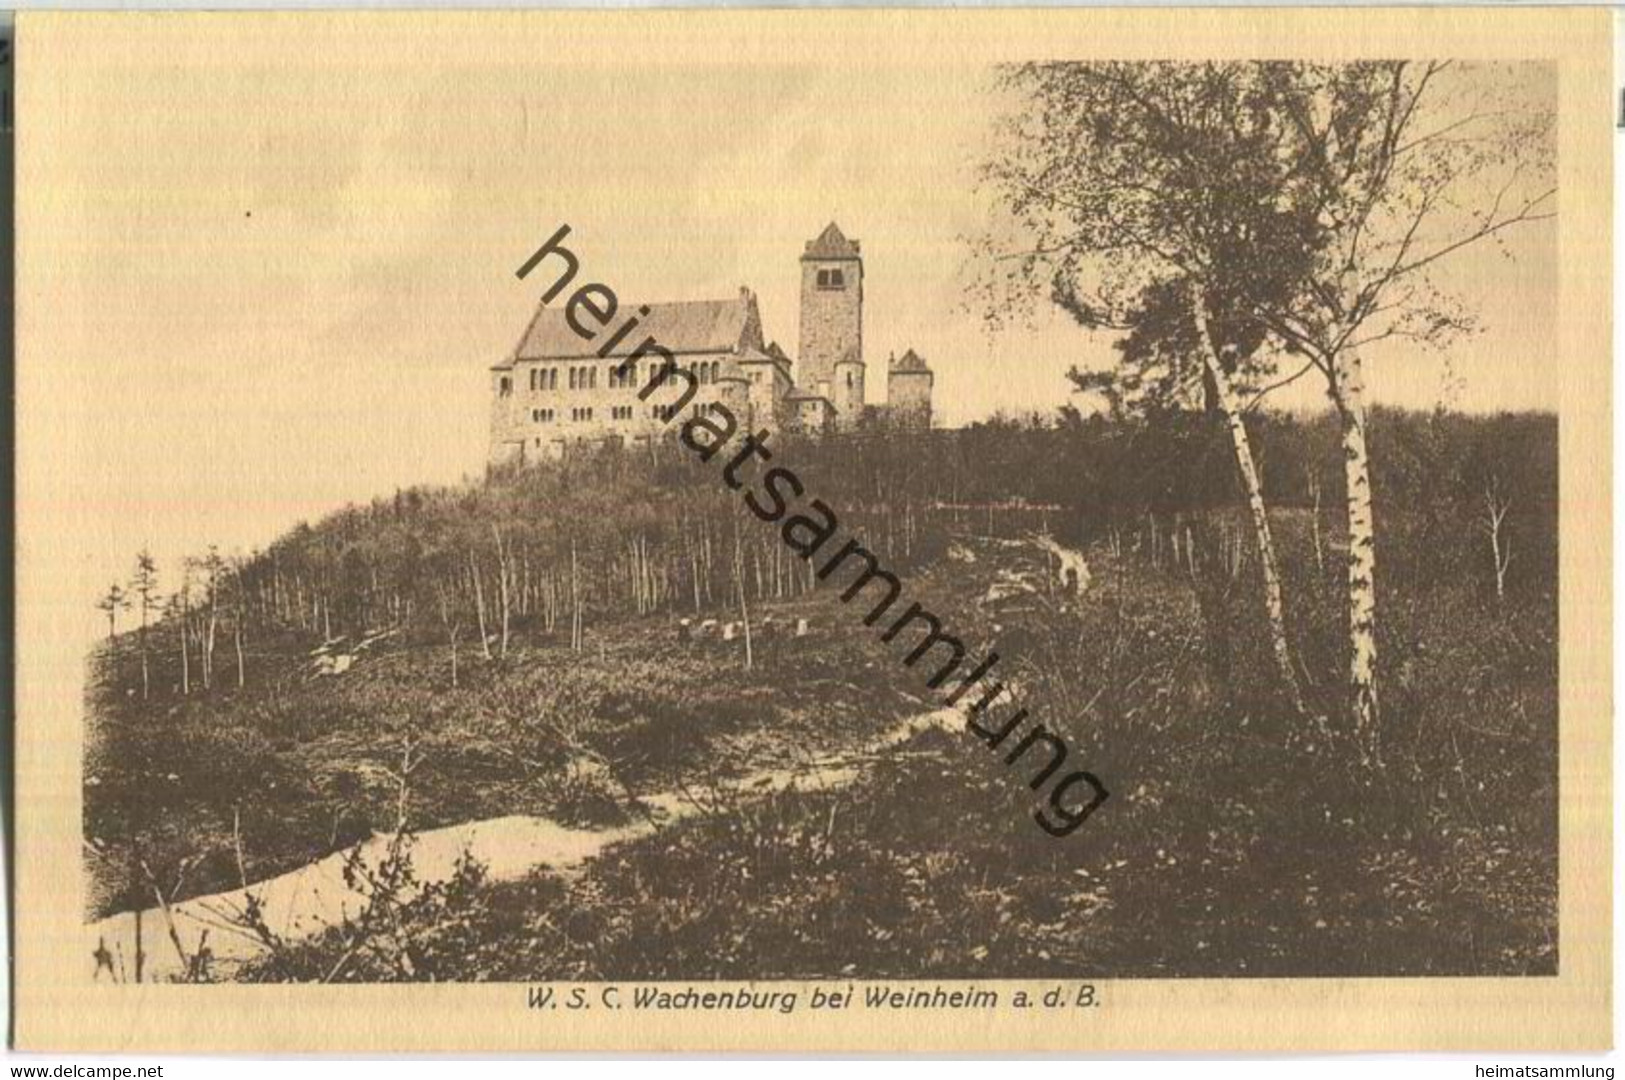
[137, 602, 151, 701]
[492, 526, 511, 659]
[1485, 485, 1512, 601]
[1332, 348, 1380, 757]
[1189, 281, 1304, 713]
[570, 540, 582, 652]
[733, 529, 754, 671]
[179, 613, 190, 695]
[204, 608, 216, 690]
[469, 552, 492, 660]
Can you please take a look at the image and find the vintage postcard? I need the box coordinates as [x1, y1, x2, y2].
[11, 7, 1613, 1053]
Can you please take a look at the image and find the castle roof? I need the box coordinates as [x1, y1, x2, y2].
[802, 222, 861, 261]
[498, 292, 762, 367]
[890, 348, 931, 373]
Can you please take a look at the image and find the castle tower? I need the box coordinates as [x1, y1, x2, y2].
[832, 347, 866, 431]
[798, 222, 863, 395]
[887, 348, 933, 430]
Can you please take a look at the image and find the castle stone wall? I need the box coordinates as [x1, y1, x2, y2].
[489, 352, 743, 463]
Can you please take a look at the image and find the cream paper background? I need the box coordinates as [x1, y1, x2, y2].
[12, 7, 1613, 1052]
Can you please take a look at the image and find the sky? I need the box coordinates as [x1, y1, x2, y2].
[23, 17, 1560, 630]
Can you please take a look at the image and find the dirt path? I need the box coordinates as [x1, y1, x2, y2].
[87, 531, 1087, 984]
[88, 704, 964, 983]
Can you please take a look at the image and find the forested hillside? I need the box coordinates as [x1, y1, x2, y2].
[94, 407, 1555, 671]
[85, 407, 1559, 979]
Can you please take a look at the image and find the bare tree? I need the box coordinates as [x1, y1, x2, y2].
[131, 550, 159, 700]
[230, 562, 248, 689]
[434, 580, 463, 688]
[569, 537, 583, 652]
[732, 517, 754, 672]
[492, 525, 513, 659]
[96, 583, 129, 641]
[171, 563, 195, 696]
[1483, 476, 1514, 600]
[1305, 465, 1326, 575]
[200, 546, 224, 691]
[468, 549, 492, 661]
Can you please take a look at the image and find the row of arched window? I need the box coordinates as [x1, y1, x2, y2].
[530, 402, 720, 424]
[521, 360, 727, 392]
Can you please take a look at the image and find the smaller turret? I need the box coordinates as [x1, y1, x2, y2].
[887, 348, 933, 431]
[832, 346, 866, 431]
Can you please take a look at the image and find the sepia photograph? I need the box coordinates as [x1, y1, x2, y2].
[11, 8, 1611, 1054]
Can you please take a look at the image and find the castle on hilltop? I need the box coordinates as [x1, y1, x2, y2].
[488, 223, 933, 465]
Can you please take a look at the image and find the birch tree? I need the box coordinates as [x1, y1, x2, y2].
[979, 60, 1553, 756]
[979, 61, 1318, 713]
[1231, 62, 1554, 755]
[131, 551, 159, 700]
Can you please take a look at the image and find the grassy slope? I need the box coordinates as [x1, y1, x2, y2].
[84, 583, 929, 921]
[223, 516, 1557, 982]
